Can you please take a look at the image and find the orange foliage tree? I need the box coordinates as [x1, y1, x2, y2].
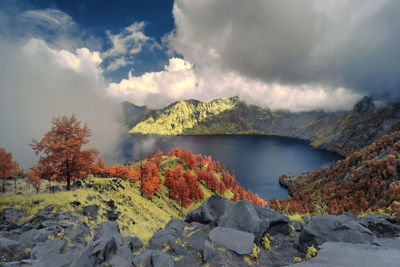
[90, 157, 109, 177]
[0, 147, 19, 192]
[30, 115, 98, 191]
[26, 165, 42, 194]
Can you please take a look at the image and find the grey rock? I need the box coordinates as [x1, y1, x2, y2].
[357, 214, 400, 238]
[31, 239, 66, 259]
[186, 195, 234, 224]
[71, 245, 96, 267]
[1, 261, 23, 267]
[202, 240, 223, 263]
[149, 229, 175, 249]
[107, 210, 119, 221]
[290, 220, 303, 232]
[183, 225, 209, 248]
[70, 201, 81, 207]
[72, 180, 82, 188]
[37, 205, 54, 216]
[300, 215, 374, 248]
[164, 219, 189, 237]
[187, 196, 290, 243]
[0, 234, 19, 248]
[56, 211, 73, 221]
[73, 222, 123, 266]
[109, 246, 134, 267]
[1, 208, 26, 223]
[91, 223, 123, 262]
[302, 216, 311, 225]
[209, 226, 254, 255]
[0, 235, 22, 262]
[82, 205, 99, 220]
[217, 198, 270, 242]
[68, 222, 90, 246]
[92, 236, 118, 262]
[19, 229, 53, 244]
[151, 250, 174, 267]
[168, 239, 188, 256]
[132, 249, 153, 267]
[32, 251, 78, 267]
[123, 236, 143, 252]
[93, 221, 123, 245]
[106, 200, 116, 209]
[288, 239, 400, 267]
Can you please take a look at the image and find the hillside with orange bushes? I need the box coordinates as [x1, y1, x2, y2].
[270, 131, 400, 215]
[89, 147, 266, 208]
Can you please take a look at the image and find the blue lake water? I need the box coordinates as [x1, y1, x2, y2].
[121, 135, 343, 200]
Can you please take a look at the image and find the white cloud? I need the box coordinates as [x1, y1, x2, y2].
[102, 22, 159, 71]
[106, 57, 134, 71]
[21, 9, 75, 29]
[155, 0, 400, 109]
[108, 57, 360, 111]
[0, 37, 123, 168]
[108, 57, 198, 107]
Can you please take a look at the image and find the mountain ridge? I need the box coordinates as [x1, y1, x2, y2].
[124, 96, 400, 156]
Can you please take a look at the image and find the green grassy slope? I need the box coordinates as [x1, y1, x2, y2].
[0, 155, 248, 243]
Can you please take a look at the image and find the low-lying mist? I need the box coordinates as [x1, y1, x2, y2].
[0, 38, 125, 169]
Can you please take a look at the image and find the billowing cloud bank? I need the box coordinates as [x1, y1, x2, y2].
[0, 35, 122, 168]
[110, 0, 400, 110]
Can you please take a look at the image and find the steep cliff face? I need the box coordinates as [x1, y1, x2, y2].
[126, 96, 400, 155]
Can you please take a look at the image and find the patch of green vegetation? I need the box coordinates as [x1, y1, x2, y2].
[305, 245, 317, 260]
[286, 213, 309, 226]
[242, 255, 254, 266]
[293, 256, 302, 262]
[261, 234, 271, 252]
[250, 244, 260, 259]
[130, 98, 240, 135]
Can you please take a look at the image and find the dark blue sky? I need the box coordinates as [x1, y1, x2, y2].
[11, 0, 175, 79]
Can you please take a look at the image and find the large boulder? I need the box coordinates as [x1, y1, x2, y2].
[217, 199, 269, 242]
[31, 252, 79, 267]
[218, 198, 290, 242]
[19, 229, 53, 245]
[1, 208, 26, 223]
[186, 196, 290, 244]
[186, 195, 234, 224]
[82, 205, 99, 220]
[202, 240, 223, 263]
[149, 229, 175, 249]
[164, 219, 189, 237]
[67, 222, 90, 246]
[288, 239, 400, 267]
[31, 239, 66, 259]
[123, 236, 143, 252]
[0, 235, 23, 262]
[357, 214, 400, 238]
[132, 250, 174, 267]
[151, 250, 174, 267]
[209, 227, 254, 255]
[299, 215, 375, 248]
[109, 245, 134, 267]
[72, 222, 123, 266]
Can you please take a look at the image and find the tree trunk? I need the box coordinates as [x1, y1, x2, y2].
[67, 176, 71, 191]
[2, 179, 5, 193]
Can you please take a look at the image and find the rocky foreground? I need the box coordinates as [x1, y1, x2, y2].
[1, 195, 400, 266]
